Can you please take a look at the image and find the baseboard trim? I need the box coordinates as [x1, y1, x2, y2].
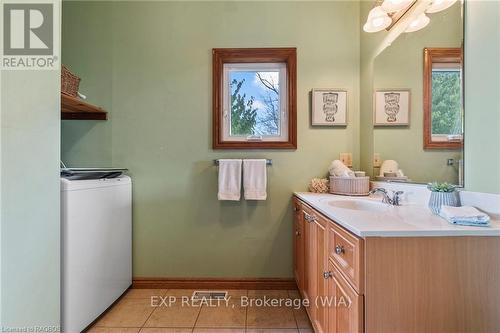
[132, 277, 297, 290]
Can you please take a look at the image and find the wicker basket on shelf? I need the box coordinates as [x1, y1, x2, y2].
[61, 65, 81, 97]
[330, 176, 370, 196]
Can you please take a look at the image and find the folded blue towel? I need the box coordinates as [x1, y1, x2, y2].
[440, 205, 491, 227]
[448, 219, 491, 227]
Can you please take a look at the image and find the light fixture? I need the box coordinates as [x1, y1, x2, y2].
[364, 0, 457, 34]
[363, 6, 392, 33]
[381, 0, 413, 13]
[426, 0, 458, 14]
[405, 13, 430, 32]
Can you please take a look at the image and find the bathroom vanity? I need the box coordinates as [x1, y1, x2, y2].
[293, 193, 500, 333]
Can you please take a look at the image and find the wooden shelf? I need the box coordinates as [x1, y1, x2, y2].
[61, 93, 107, 120]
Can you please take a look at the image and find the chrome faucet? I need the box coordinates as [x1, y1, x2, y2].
[369, 188, 404, 206]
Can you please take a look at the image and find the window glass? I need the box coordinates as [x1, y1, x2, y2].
[431, 63, 462, 138]
[222, 63, 287, 142]
[229, 70, 281, 137]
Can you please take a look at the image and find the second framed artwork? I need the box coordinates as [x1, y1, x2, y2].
[373, 89, 411, 126]
[311, 89, 348, 126]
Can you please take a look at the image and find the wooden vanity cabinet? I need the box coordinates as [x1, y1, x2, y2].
[293, 196, 500, 333]
[294, 197, 361, 333]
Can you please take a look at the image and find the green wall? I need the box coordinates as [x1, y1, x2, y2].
[464, 1, 500, 193]
[62, 1, 361, 278]
[61, 2, 113, 167]
[0, 47, 60, 329]
[372, 3, 463, 184]
[359, 0, 384, 179]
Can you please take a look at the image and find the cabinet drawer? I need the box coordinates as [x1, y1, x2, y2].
[328, 223, 364, 293]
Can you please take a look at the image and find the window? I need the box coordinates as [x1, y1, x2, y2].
[423, 48, 463, 149]
[213, 48, 297, 149]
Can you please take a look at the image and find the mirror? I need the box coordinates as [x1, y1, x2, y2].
[371, 1, 464, 185]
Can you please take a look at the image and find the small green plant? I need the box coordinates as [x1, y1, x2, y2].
[427, 182, 456, 193]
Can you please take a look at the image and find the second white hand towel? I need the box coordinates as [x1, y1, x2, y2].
[218, 159, 242, 201]
[243, 159, 267, 200]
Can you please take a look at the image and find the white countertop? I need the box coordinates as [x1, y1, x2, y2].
[294, 192, 500, 237]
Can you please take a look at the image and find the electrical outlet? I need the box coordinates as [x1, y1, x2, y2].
[339, 153, 348, 165]
[340, 153, 353, 167]
[373, 153, 381, 167]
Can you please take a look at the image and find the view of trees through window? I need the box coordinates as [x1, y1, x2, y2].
[229, 71, 281, 136]
[431, 70, 462, 135]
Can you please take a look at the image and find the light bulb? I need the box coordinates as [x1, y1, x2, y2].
[405, 13, 430, 32]
[363, 6, 392, 33]
[426, 0, 458, 13]
[372, 17, 386, 28]
[382, 0, 413, 13]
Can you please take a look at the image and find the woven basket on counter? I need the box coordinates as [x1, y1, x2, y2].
[330, 176, 370, 196]
[61, 65, 81, 97]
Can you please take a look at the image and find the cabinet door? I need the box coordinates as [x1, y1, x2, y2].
[293, 198, 305, 292]
[328, 261, 363, 333]
[302, 206, 316, 319]
[314, 216, 329, 333]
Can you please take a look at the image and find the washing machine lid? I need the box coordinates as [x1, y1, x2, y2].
[61, 175, 131, 191]
[61, 167, 128, 180]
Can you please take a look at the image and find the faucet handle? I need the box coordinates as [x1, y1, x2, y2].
[369, 187, 387, 194]
[393, 191, 404, 205]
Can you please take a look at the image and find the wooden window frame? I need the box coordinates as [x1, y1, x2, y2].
[423, 47, 463, 150]
[212, 48, 297, 149]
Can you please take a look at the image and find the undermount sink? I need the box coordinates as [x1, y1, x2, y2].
[326, 199, 389, 212]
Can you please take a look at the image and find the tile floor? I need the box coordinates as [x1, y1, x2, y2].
[88, 289, 313, 333]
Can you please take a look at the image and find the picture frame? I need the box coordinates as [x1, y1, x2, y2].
[373, 89, 411, 126]
[311, 89, 348, 126]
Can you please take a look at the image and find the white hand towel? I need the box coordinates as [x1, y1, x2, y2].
[218, 159, 242, 201]
[440, 205, 491, 226]
[243, 159, 267, 200]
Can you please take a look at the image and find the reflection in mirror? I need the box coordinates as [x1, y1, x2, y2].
[423, 47, 463, 149]
[371, 1, 463, 186]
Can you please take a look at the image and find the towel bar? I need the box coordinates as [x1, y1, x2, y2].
[214, 159, 272, 166]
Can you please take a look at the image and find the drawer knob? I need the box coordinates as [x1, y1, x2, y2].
[295, 230, 301, 236]
[323, 271, 333, 279]
[335, 245, 345, 255]
[293, 206, 299, 212]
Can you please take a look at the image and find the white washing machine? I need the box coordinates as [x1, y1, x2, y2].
[61, 175, 132, 332]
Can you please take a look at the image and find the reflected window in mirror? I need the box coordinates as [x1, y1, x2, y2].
[423, 47, 463, 149]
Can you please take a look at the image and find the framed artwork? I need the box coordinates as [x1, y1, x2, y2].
[311, 89, 348, 126]
[374, 89, 411, 126]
